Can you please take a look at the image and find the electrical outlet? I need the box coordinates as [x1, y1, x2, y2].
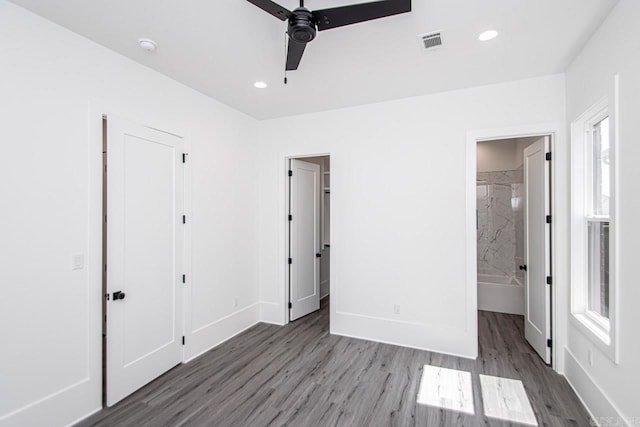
[393, 304, 401, 315]
[233, 297, 238, 308]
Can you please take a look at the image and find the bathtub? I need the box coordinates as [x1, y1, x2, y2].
[477, 273, 524, 315]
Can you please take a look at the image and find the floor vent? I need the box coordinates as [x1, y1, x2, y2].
[418, 31, 443, 50]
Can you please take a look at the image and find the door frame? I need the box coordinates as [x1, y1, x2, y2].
[283, 153, 330, 324]
[89, 100, 192, 405]
[467, 123, 563, 370]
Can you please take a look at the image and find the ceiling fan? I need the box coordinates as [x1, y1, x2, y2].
[247, 0, 411, 72]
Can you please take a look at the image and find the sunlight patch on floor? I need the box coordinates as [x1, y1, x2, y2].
[479, 374, 538, 426]
[417, 365, 475, 415]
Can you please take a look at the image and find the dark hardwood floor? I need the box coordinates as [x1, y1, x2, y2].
[79, 300, 591, 426]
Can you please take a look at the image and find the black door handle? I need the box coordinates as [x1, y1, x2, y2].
[316, 253, 322, 258]
[519, 265, 527, 272]
[112, 291, 126, 300]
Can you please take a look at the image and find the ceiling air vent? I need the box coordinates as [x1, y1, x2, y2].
[418, 31, 443, 50]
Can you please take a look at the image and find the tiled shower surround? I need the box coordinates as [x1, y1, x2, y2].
[477, 169, 524, 281]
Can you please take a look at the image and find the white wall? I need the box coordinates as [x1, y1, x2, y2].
[258, 74, 566, 358]
[0, 2, 260, 426]
[564, 0, 640, 422]
[477, 137, 539, 172]
[477, 139, 519, 172]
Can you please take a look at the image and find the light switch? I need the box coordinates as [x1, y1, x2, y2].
[72, 253, 84, 270]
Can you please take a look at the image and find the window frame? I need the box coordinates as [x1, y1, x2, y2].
[585, 111, 610, 218]
[570, 97, 618, 363]
[585, 112, 611, 329]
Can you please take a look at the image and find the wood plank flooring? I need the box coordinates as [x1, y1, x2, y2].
[78, 300, 591, 426]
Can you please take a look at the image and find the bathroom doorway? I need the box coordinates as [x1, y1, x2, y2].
[476, 136, 553, 364]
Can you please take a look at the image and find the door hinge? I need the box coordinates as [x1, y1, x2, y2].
[546, 152, 552, 161]
[288, 214, 292, 221]
[546, 276, 552, 285]
[182, 153, 188, 163]
[183, 215, 186, 224]
[288, 258, 292, 264]
[288, 302, 292, 309]
[288, 170, 293, 177]
[182, 274, 186, 284]
[547, 339, 552, 348]
[182, 336, 185, 345]
[546, 215, 552, 224]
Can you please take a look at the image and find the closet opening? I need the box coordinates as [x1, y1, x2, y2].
[286, 155, 330, 322]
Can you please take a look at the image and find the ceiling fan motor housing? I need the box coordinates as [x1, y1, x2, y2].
[288, 8, 316, 43]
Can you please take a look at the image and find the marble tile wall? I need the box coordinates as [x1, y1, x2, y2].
[477, 168, 524, 279]
[513, 166, 525, 283]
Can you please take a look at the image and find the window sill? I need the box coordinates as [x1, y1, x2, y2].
[573, 313, 609, 343]
[570, 312, 617, 363]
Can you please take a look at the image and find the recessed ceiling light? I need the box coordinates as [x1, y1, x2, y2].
[478, 30, 498, 41]
[138, 38, 158, 52]
[254, 81, 267, 89]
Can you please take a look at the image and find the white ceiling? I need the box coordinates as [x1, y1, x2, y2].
[9, 0, 617, 120]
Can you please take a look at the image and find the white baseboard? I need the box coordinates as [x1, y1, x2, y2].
[259, 301, 285, 325]
[66, 407, 102, 427]
[332, 310, 477, 359]
[185, 303, 261, 362]
[331, 330, 476, 360]
[564, 348, 627, 426]
[0, 377, 100, 427]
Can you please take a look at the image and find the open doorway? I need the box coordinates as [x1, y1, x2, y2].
[476, 136, 553, 364]
[286, 155, 330, 322]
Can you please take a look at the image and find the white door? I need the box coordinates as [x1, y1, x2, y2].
[289, 159, 321, 321]
[523, 136, 552, 364]
[106, 116, 184, 406]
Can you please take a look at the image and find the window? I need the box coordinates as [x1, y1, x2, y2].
[586, 116, 610, 322]
[570, 97, 617, 361]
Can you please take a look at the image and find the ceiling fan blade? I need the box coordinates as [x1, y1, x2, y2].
[286, 39, 308, 71]
[246, 0, 292, 21]
[312, 0, 411, 31]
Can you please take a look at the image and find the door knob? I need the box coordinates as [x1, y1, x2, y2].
[112, 291, 126, 300]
